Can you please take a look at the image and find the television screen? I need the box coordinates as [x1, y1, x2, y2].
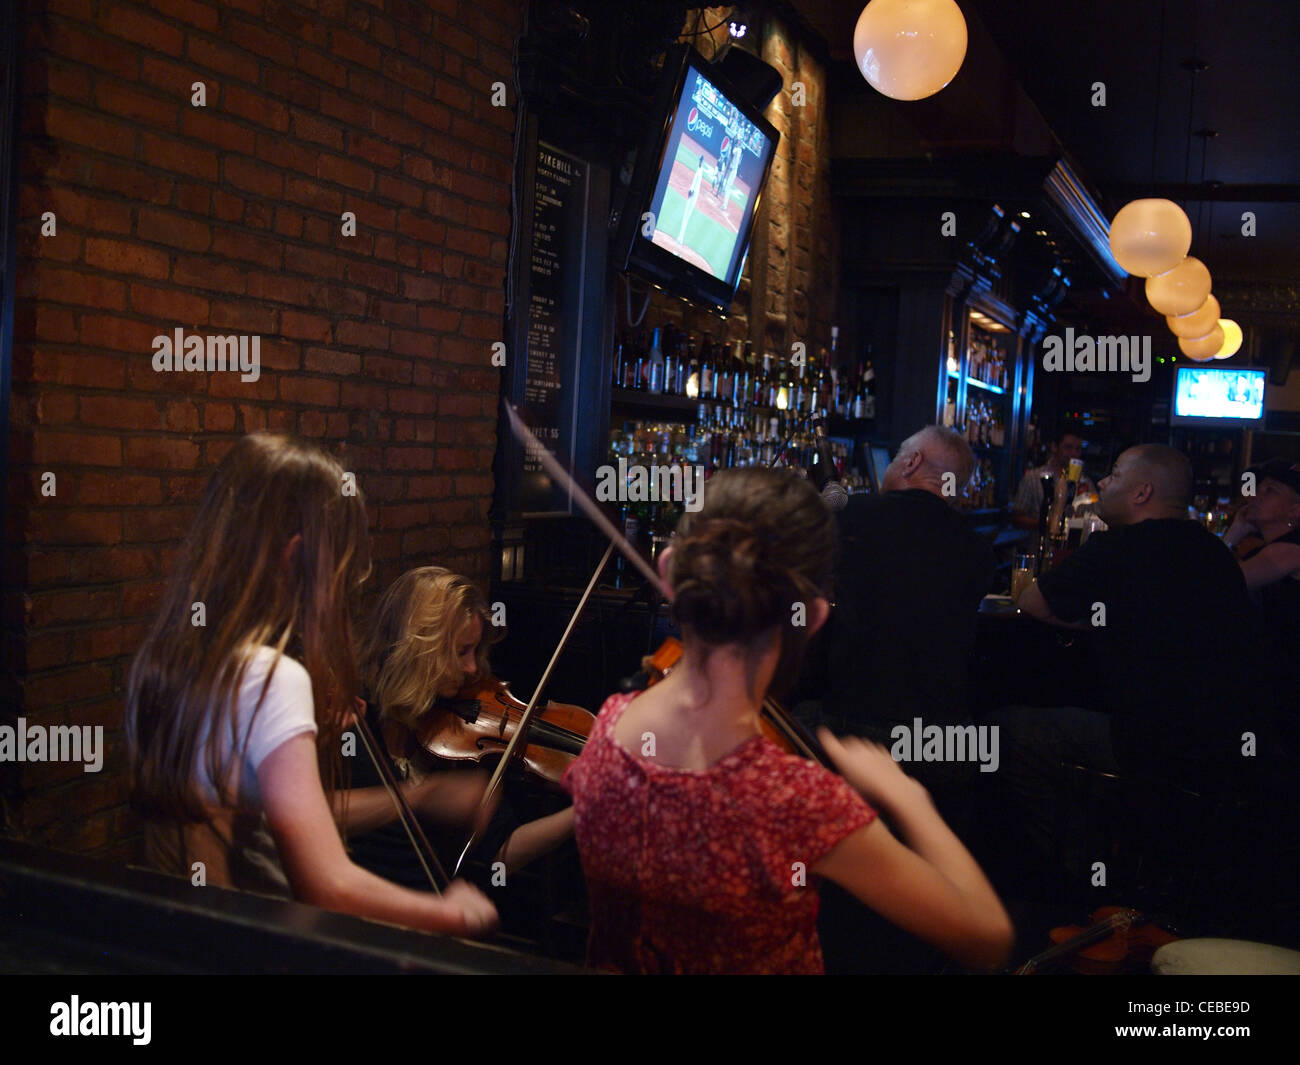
[617, 47, 778, 312]
[1171, 366, 1267, 425]
[870, 445, 892, 492]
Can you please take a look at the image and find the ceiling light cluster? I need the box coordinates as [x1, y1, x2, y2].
[1108, 198, 1241, 362]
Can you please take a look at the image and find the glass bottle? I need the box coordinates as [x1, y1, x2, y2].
[647, 327, 665, 394]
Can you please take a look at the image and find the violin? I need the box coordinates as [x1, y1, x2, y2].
[1016, 905, 1180, 974]
[414, 674, 596, 789]
[633, 637, 830, 766]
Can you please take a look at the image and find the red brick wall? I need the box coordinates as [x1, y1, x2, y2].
[3, 0, 523, 857]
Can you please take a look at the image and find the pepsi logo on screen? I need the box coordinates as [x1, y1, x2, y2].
[686, 107, 713, 138]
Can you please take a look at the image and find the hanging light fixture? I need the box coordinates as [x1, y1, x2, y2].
[1108, 199, 1192, 277]
[1179, 324, 1225, 360]
[1145, 256, 1212, 316]
[1166, 294, 1220, 338]
[1212, 319, 1243, 359]
[853, 0, 968, 101]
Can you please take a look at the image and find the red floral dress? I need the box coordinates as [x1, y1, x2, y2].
[562, 691, 876, 974]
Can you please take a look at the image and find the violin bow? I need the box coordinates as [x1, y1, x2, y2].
[351, 706, 451, 893]
[497, 402, 822, 765]
[451, 537, 615, 876]
[452, 402, 659, 876]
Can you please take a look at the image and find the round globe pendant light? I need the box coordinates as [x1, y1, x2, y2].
[1108, 199, 1193, 277]
[853, 0, 968, 101]
[1145, 256, 1212, 317]
[1213, 319, 1243, 359]
[1179, 324, 1225, 360]
[1167, 294, 1221, 339]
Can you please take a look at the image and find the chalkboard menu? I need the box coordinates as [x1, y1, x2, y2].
[519, 143, 589, 513]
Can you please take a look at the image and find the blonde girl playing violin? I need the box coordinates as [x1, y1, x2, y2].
[127, 433, 496, 937]
[350, 567, 574, 881]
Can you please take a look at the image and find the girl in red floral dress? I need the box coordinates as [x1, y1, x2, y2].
[563, 467, 1012, 973]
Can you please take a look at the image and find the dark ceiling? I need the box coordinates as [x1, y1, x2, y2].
[794, 0, 1300, 290]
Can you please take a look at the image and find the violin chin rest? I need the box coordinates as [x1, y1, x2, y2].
[619, 671, 649, 693]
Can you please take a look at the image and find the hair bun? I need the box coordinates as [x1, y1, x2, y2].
[670, 519, 793, 645]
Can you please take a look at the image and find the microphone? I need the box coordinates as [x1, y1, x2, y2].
[811, 417, 848, 512]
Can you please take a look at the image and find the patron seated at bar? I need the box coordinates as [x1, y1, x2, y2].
[812, 425, 995, 974]
[1011, 424, 1097, 530]
[1226, 459, 1300, 757]
[820, 425, 994, 823]
[999, 444, 1262, 919]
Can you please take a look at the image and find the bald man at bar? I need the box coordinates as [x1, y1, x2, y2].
[1016, 443, 1259, 782]
[820, 425, 995, 804]
[809, 425, 994, 974]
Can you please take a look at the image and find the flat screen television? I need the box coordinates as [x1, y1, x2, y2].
[1171, 365, 1267, 426]
[616, 45, 779, 313]
[869, 444, 892, 493]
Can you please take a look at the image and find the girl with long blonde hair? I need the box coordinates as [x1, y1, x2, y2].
[127, 433, 496, 936]
[351, 567, 573, 882]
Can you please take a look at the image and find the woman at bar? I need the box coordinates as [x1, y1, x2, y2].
[348, 567, 574, 883]
[1227, 459, 1300, 750]
[126, 432, 497, 937]
[562, 467, 1013, 974]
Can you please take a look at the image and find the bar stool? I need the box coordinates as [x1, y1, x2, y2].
[1054, 761, 1268, 937]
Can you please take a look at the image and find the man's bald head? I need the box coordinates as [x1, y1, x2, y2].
[883, 425, 976, 498]
[1098, 444, 1192, 524]
[1128, 445, 1193, 507]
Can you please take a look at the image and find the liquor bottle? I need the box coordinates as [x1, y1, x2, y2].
[616, 503, 639, 587]
[699, 337, 714, 401]
[647, 327, 665, 394]
[673, 333, 687, 395]
[712, 338, 727, 406]
[815, 348, 831, 416]
[632, 330, 647, 391]
[776, 360, 791, 412]
[663, 331, 679, 396]
[789, 355, 804, 415]
[836, 365, 851, 418]
[685, 335, 700, 399]
[730, 340, 745, 408]
[732, 339, 747, 408]
[612, 332, 626, 390]
[860, 358, 876, 419]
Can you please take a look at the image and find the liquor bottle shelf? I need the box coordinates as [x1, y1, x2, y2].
[610, 388, 702, 417]
[965, 376, 1006, 395]
[946, 369, 1006, 395]
[826, 414, 876, 437]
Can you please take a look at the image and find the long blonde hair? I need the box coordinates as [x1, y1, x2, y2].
[127, 432, 370, 820]
[359, 567, 501, 728]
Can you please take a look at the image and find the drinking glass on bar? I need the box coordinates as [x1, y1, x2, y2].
[1011, 553, 1036, 603]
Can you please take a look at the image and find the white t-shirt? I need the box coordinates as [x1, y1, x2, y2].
[198, 645, 319, 808]
[145, 646, 318, 898]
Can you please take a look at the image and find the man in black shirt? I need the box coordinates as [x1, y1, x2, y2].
[1018, 443, 1258, 787]
[814, 425, 994, 973]
[1003, 444, 1263, 925]
[821, 425, 996, 794]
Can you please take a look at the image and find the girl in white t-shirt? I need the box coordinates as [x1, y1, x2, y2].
[126, 432, 496, 937]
